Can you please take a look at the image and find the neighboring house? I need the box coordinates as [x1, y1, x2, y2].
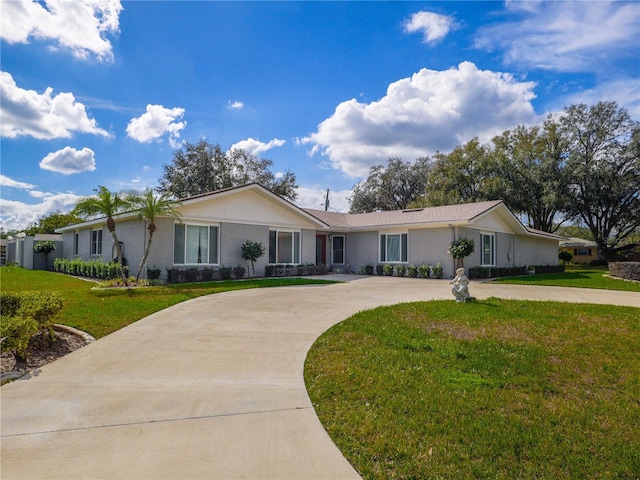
[55, 183, 561, 279]
[560, 237, 598, 264]
[3, 234, 63, 269]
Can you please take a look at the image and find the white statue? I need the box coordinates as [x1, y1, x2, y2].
[450, 267, 471, 302]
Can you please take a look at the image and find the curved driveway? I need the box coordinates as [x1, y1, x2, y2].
[1, 276, 638, 479]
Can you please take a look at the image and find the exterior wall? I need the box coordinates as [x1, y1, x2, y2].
[144, 218, 177, 279]
[343, 231, 377, 271]
[220, 222, 269, 274]
[301, 228, 317, 266]
[563, 247, 597, 264]
[514, 235, 559, 267]
[409, 228, 455, 278]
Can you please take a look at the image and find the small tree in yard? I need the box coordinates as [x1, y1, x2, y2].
[241, 240, 265, 277]
[34, 240, 56, 270]
[449, 237, 475, 269]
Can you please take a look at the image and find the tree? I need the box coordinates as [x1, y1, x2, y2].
[492, 119, 571, 232]
[415, 138, 497, 207]
[129, 188, 182, 283]
[72, 186, 131, 283]
[25, 211, 83, 236]
[34, 240, 56, 271]
[349, 157, 431, 213]
[157, 139, 298, 201]
[560, 101, 640, 260]
[449, 237, 475, 269]
[241, 240, 266, 278]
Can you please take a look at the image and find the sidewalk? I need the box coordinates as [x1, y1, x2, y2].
[1, 277, 638, 479]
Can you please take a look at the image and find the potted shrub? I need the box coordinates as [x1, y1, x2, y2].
[396, 265, 406, 277]
[418, 264, 430, 278]
[432, 262, 444, 279]
[383, 263, 394, 276]
[527, 265, 536, 275]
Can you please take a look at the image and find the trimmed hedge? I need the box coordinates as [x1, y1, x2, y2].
[467, 265, 564, 279]
[54, 258, 129, 280]
[609, 262, 640, 282]
[0, 291, 63, 361]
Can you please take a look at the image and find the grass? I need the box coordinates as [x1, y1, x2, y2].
[493, 267, 640, 292]
[0, 267, 336, 339]
[305, 299, 640, 479]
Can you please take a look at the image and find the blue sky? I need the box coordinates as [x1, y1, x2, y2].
[1, 0, 639, 231]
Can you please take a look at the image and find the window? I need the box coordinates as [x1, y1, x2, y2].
[91, 230, 102, 255]
[268, 230, 300, 263]
[380, 233, 408, 263]
[74, 232, 79, 255]
[332, 235, 345, 264]
[481, 233, 495, 266]
[575, 248, 591, 256]
[173, 224, 219, 264]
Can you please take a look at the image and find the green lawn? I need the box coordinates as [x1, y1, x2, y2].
[493, 268, 640, 292]
[305, 299, 640, 479]
[0, 268, 336, 339]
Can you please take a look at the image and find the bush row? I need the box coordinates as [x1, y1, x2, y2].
[0, 291, 63, 362]
[166, 266, 247, 283]
[362, 263, 444, 279]
[468, 264, 565, 279]
[609, 262, 640, 282]
[265, 264, 328, 277]
[54, 258, 129, 280]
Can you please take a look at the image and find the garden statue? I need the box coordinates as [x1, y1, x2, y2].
[450, 267, 472, 302]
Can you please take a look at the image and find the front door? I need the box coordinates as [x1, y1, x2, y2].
[315, 234, 326, 265]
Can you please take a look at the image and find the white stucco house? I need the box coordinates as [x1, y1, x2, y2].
[55, 183, 561, 280]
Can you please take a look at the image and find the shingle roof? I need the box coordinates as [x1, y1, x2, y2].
[303, 200, 504, 229]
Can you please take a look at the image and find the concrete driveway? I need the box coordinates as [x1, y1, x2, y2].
[1, 276, 638, 479]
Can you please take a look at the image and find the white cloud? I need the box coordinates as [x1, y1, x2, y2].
[229, 137, 286, 156]
[295, 186, 352, 213]
[39, 146, 97, 175]
[300, 62, 537, 178]
[404, 11, 457, 44]
[555, 78, 640, 121]
[0, 192, 84, 231]
[0, 71, 111, 139]
[475, 1, 640, 72]
[0, 0, 122, 61]
[126, 104, 186, 148]
[228, 100, 244, 110]
[0, 175, 36, 190]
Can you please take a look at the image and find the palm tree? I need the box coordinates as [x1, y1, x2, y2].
[130, 188, 182, 282]
[73, 186, 131, 283]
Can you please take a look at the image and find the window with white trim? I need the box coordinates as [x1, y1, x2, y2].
[91, 229, 102, 255]
[380, 233, 408, 263]
[481, 233, 495, 266]
[173, 224, 219, 264]
[332, 235, 345, 264]
[268, 230, 300, 264]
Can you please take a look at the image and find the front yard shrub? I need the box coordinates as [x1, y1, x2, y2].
[383, 263, 394, 276]
[233, 266, 246, 279]
[264, 265, 274, 277]
[0, 290, 63, 350]
[146, 266, 161, 280]
[418, 264, 430, 278]
[396, 265, 406, 277]
[219, 267, 232, 280]
[200, 268, 215, 281]
[609, 262, 640, 281]
[376, 264, 384, 275]
[364, 264, 374, 275]
[431, 262, 444, 279]
[0, 315, 39, 363]
[408, 265, 418, 278]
